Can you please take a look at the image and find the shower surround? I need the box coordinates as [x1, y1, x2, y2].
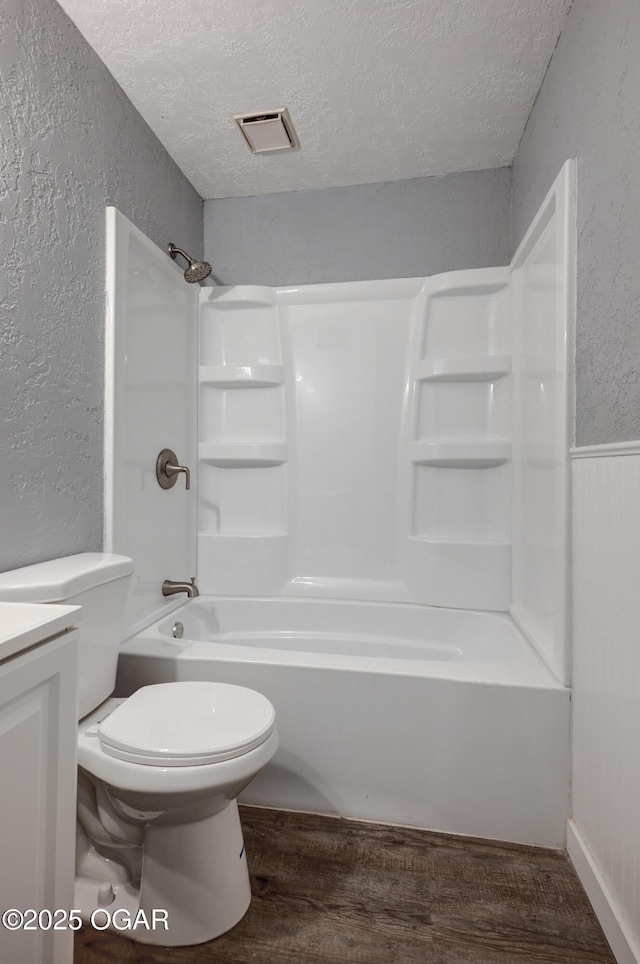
[107, 162, 574, 847]
[197, 272, 512, 613]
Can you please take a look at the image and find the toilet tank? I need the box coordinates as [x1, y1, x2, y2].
[0, 553, 133, 718]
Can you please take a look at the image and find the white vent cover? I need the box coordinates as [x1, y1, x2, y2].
[233, 107, 300, 154]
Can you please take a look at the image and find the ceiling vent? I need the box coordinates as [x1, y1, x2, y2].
[233, 107, 300, 155]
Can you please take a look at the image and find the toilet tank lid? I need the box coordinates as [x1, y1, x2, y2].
[0, 553, 133, 603]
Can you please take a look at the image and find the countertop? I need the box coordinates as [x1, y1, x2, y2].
[0, 602, 80, 663]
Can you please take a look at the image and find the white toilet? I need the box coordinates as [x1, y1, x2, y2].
[0, 552, 278, 947]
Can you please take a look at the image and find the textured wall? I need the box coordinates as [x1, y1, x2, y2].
[204, 170, 511, 286]
[511, 0, 640, 446]
[0, 0, 202, 571]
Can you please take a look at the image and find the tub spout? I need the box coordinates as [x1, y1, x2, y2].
[162, 577, 199, 598]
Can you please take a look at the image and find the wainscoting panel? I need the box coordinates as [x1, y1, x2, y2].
[572, 446, 640, 964]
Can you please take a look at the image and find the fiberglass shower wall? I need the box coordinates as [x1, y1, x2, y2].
[196, 164, 573, 681]
[197, 269, 512, 612]
[104, 164, 572, 684]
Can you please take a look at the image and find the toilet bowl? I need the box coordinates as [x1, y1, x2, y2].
[0, 554, 278, 947]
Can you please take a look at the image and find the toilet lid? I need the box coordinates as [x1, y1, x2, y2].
[97, 682, 276, 766]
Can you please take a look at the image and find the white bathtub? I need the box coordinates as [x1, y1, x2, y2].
[116, 597, 570, 847]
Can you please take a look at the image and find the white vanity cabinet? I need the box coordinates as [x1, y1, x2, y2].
[0, 604, 79, 964]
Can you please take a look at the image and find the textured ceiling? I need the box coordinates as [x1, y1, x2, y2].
[56, 0, 571, 200]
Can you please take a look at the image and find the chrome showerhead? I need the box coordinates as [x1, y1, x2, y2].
[167, 243, 212, 284]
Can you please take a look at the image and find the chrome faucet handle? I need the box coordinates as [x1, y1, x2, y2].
[156, 448, 191, 490]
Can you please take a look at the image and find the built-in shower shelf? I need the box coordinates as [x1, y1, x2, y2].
[404, 536, 512, 610]
[409, 536, 510, 547]
[200, 530, 287, 539]
[415, 356, 511, 382]
[199, 442, 287, 467]
[199, 365, 283, 388]
[410, 440, 511, 468]
[198, 530, 288, 595]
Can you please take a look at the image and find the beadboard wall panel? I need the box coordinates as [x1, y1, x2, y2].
[572, 449, 640, 963]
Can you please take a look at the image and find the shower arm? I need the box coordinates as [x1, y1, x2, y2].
[168, 244, 192, 264]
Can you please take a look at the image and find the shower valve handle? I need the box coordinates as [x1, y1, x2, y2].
[156, 448, 191, 490]
[166, 460, 190, 490]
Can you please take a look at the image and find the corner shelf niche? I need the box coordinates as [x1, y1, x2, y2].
[405, 268, 512, 611]
[198, 287, 289, 597]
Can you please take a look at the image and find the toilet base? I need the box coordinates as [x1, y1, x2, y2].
[75, 800, 252, 946]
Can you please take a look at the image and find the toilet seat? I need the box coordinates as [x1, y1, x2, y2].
[97, 681, 276, 767]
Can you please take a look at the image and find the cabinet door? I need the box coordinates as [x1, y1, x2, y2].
[0, 631, 77, 964]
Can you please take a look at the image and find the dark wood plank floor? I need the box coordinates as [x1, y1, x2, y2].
[74, 806, 616, 964]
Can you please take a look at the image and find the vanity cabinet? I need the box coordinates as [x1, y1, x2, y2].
[0, 605, 79, 964]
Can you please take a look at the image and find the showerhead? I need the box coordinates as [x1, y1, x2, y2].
[167, 243, 212, 284]
[183, 260, 212, 284]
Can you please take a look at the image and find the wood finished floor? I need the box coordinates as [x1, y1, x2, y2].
[74, 806, 615, 964]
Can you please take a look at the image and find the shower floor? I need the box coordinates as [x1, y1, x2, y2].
[74, 806, 614, 964]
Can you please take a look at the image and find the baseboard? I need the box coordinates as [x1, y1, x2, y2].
[567, 820, 640, 964]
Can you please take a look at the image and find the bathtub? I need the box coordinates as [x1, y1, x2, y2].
[116, 596, 570, 847]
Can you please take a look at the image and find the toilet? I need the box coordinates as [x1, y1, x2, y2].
[0, 552, 278, 947]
